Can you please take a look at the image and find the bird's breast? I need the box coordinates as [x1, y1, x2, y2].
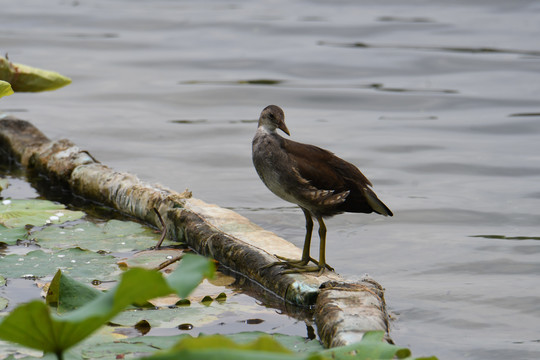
[252, 131, 300, 204]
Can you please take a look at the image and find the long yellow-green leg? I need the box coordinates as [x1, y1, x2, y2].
[300, 207, 313, 263]
[280, 215, 334, 275]
[274, 207, 312, 266]
[316, 216, 328, 275]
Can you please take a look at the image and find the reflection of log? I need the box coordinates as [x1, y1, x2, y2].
[0, 116, 390, 347]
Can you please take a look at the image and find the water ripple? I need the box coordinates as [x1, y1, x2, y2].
[319, 41, 540, 57]
[404, 163, 540, 177]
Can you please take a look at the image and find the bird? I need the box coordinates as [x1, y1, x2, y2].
[252, 105, 393, 274]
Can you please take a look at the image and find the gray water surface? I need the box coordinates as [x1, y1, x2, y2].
[2, 1, 540, 358]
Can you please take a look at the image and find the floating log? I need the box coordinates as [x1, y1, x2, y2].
[0, 116, 390, 347]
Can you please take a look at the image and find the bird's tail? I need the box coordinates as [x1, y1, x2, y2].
[365, 188, 393, 216]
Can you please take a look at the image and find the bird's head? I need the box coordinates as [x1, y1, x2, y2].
[258, 105, 290, 136]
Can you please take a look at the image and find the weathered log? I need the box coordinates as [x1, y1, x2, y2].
[0, 116, 390, 346]
[315, 280, 390, 348]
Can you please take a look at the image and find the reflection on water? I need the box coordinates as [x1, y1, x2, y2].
[1, 0, 540, 358]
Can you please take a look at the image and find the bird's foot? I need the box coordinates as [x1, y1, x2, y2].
[280, 265, 327, 276]
[261, 258, 308, 271]
[262, 255, 334, 274]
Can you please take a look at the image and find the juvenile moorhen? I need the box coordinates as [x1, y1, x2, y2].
[252, 105, 392, 274]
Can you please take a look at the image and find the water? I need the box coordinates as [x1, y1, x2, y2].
[1, 1, 540, 358]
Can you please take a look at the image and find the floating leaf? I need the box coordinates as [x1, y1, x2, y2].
[0, 199, 84, 228]
[167, 253, 215, 299]
[0, 56, 71, 92]
[0, 254, 213, 357]
[77, 334, 189, 359]
[118, 248, 185, 271]
[0, 225, 27, 246]
[142, 334, 315, 360]
[319, 331, 412, 359]
[226, 332, 323, 353]
[0, 248, 120, 282]
[46, 270, 101, 313]
[0, 80, 13, 98]
[143, 331, 423, 360]
[80, 335, 188, 359]
[33, 219, 173, 253]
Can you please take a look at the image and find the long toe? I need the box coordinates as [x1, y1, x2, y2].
[261, 257, 309, 270]
[280, 264, 326, 275]
[306, 257, 334, 272]
[274, 255, 310, 266]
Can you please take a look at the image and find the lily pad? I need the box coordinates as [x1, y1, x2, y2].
[226, 332, 323, 353]
[0, 226, 28, 246]
[110, 297, 284, 330]
[0, 199, 85, 228]
[319, 331, 412, 359]
[0, 248, 120, 282]
[118, 248, 186, 270]
[33, 219, 173, 253]
[8, 331, 186, 359]
[79, 334, 189, 359]
[143, 334, 307, 360]
[148, 275, 236, 307]
[0, 255, 213, 356]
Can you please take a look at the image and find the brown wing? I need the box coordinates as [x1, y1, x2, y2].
[282, 138, 371, 191]
[282, 138, 392, 216]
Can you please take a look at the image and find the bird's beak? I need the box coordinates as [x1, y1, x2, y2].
[279, 121, 290, 136]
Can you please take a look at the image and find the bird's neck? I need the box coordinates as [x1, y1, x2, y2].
[257, 124, 278, 136]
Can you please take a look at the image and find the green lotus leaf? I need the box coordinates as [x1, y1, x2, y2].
[0, 57, 71, 92]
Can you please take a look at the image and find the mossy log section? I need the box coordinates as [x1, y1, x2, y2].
[0, 116, 389, 347]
